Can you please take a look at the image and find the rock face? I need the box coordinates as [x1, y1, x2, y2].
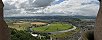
[99, 0, 101, 2]
[94, 0, 102, 40]
[0, 0, 10, 40]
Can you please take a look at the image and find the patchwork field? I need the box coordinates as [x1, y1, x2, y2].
[7, 21, 79, 39]
[7, 22, 31, 30]
[31, 22, 47, 25]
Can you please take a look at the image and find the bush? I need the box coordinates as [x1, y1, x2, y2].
[10, 28, 43, 40]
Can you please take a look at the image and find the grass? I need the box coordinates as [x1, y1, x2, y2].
[7, 22, 31, 30]
[32, 22, 73, 32]
[7, 21, 80, 38]
[50, 28, 80, 38]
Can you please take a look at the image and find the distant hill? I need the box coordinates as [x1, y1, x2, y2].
[72, 15, 96, 19]
[4, 16, 96, 19]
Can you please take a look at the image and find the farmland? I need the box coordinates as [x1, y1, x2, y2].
[32, 22, 73, 32]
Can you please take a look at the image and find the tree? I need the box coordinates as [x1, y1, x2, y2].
[73, 18, 81, 21]
[10, 28, 41, 40]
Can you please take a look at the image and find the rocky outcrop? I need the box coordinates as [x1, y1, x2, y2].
[0, 0, 10, 40]
[94, 0, 102, 40]
[99, 0, 101, 2]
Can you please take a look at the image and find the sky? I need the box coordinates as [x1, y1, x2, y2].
[2, 0, 99, 17]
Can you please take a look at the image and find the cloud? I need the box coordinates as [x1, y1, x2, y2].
[42, 0, 99, 16]
[33, 0, 55, 7]
[3, 0, 55, 17]
[2, 0, 99, 17]
[4, 2, 17, 10]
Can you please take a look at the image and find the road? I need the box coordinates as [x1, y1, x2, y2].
[49, 26, 77, 34]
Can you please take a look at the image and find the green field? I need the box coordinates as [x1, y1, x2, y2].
[50, 28, 80, 38]
[32, 23, 73, 32]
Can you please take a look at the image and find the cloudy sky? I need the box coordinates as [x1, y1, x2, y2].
[2, 0, 99, 17]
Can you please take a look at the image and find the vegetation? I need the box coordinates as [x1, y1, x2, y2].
[7, 22, 31, 30]
[5, 15, 94, 40]
[50, 28, 80, 38]
[32, 22, 73, 32]
[7, 21, 80, 40]
[10, 28, 48, 40]
[73, 18, 81, 21]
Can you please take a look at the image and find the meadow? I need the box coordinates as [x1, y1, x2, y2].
[32, 22, 73, 32]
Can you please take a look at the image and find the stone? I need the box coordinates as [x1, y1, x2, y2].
[0, 0, 10, 40]
[94, 0, 102, 40]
